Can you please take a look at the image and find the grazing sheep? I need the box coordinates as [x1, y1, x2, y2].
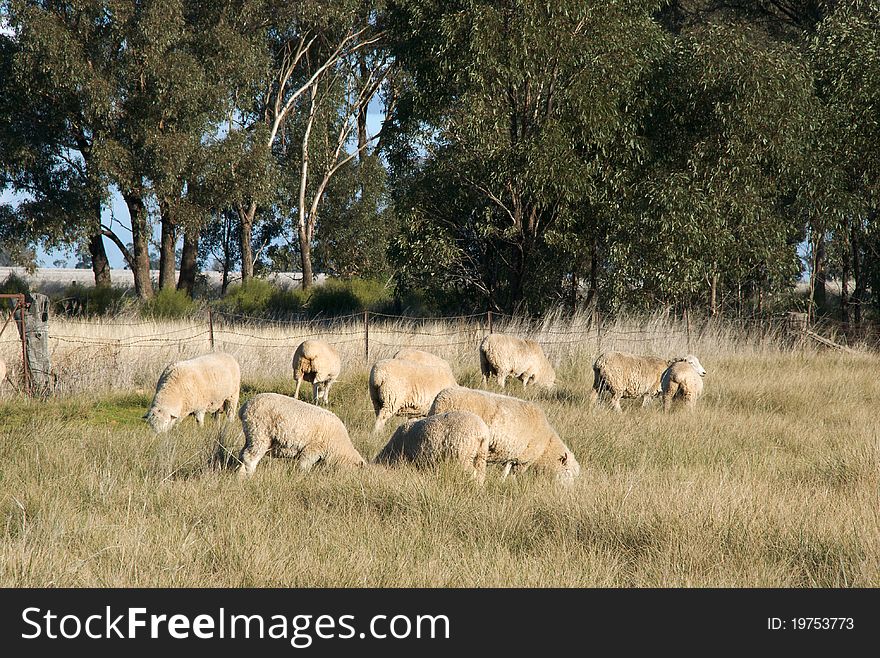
[532, 432, 581, 484]
[374, 411, 491, 484]
[479, 333, 555, 389]
[237, 392, 366, 476]
[369, 358, 458, 433]
[589, 351, 670, 412]
[292, 339, 341, 405]
[145, 352, 240, 433]
[429, 387, 578, 482]
[661, 355, 707, 411]
[393, 348, 453, 373]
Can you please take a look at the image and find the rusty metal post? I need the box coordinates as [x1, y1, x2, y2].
[364, 310, 370, 364]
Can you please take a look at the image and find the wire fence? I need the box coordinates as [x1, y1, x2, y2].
[1, 305, 877, 398]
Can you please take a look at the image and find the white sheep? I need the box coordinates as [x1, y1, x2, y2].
[393, 348, 453, 373]
[292, 339, 341, 405]
[479, 333, 555, 389]
[661, 355, 707, 411]
[429, 386, 579, 482]
[369, 357, 458, 433]
[237, 392, 366, 476]
[589, 351, 670, 412]
[532, 432, 582, 484]
[145, 352, 240, 433]
[374, 410, 491, 484]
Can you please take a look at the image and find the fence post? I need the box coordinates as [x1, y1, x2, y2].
[487, 310, 493, 335]
[364, 310, 370, 364]
[595, 309, 602, 353]
[208, 307, 215, 350]
[17, 295, 29, 396]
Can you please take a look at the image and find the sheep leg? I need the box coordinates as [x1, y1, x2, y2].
[663, 382, 679, 412]
[294, 377, 303, 400]
[224, 393, 239, 423]
[500, 462, 513, 480]
[195, 410, 206, 426]
[610, 392, 623, 413]
[640, 394, 652, 408]
[296, 448, 323, 472]
[312, 382, 320, 405]
[497, 374, 507, 388]
[321, 381, 332, 405]
[588, 388, 599, 406]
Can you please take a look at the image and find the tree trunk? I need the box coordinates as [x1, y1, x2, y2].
[708, 264, 718, 317]
[840, 223, 850, 324]
[88, 232, 111, 288]
[177, 225, 200, 297]
[299, 221, 314, 290]
[237, 201, 256, 284]
[851, 216, 865, 325]
[123, 192, 154, 299]
[158, 210, 177, 291]
[813, 231, 827, 314]
[583, 238, 599, 309]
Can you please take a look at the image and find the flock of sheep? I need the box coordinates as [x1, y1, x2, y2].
[141, 333, 708, 485]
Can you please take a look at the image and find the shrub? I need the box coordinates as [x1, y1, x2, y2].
[141, 288, 200, 319]
[215, 279, 275, 315]
[0, 272, 30, 295]
[307, 278, 392, 316]
[54, 283, 132, 317]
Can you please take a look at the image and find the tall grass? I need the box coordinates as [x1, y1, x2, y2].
[0, 312, 877, 586]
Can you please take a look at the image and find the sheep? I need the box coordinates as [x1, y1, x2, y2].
[589, 351, 670, 412]
[479, 333, 555, 389]
[145, 352, 240, 433]
[661, 355, 707, 411]
[532, 432, 582, 484]
[237, 392, 366, 476]
[369, 357, 458, 433]
[393, 348, 453, 373]
[374, 410, 491, 484]
[429, 386, 578, 482]
[292, 339, 341, 405]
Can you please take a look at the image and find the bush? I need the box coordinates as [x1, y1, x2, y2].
[307, 278, 392, 316]
[141, 287, 200, 319]
[55, 283, 132, 316]
[0, 272, 30, 295]
[215, 279, 275, 315]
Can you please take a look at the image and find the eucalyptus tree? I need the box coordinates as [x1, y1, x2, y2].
[385, 0, 668, 311]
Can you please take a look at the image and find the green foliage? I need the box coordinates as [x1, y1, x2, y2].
[55, 283, 130, 317]
[307, 278, 393, 316]
[214, 277, 391, 317]
[0, 272, 30, 295]
[141, 288, 201, 320]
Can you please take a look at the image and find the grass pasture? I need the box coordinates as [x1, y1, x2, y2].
[0, 314, 878, 586]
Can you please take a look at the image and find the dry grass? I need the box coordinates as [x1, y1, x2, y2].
[0, 313, 877, 586]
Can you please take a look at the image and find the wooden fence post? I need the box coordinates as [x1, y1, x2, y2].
[487, 310, 493, 335]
